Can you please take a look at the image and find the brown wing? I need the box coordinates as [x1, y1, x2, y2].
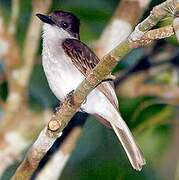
[63, 40, 146, 169]
[62, 38, 118, 127]
[62, 38, 99, 75]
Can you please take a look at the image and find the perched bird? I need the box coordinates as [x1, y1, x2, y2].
[36, 10, 145, 170]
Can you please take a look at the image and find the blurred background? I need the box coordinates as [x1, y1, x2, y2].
[0, 0, 179, 179]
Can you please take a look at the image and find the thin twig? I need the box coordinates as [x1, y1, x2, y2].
[130, 25, 174, 48]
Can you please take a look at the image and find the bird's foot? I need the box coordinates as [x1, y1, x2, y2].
[105, 74, 116, 81]
[66, 90, 75, 106]
[55, 101, 62, 112]
[82, 98, 87, 105]
[94, 74, 116, 88]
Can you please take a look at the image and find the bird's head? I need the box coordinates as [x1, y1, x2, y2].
[36, 10, 80, 40]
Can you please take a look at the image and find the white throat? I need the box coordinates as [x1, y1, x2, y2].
[42, 24, 74, 44]
[41, 23, 82, 101]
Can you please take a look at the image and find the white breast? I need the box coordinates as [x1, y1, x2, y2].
[42, 25, 84, 101]
[41, 24, 119, 119]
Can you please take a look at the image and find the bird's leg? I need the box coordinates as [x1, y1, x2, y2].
[65, 90, 75, 107]
[82, 98, 87, 104]
[106, 74, 116, 80]
[55, 90, 76, 112]
[56, 90, 87, 112]
[102, 74, 116, 82]
[66, 90, 87, 109]
[55, 101, 62, 112]
[95, 74, 116, 88]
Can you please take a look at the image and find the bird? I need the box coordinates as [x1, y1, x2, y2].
[36, 10, 145, 171]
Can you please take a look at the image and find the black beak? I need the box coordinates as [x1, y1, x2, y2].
[36, 13, 54, 25]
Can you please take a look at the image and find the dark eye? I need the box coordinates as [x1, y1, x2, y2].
[61, 21, 68, 29]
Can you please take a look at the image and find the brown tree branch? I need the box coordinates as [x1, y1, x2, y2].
[36, 127, 82, 180]
[129, 25, 174, 48]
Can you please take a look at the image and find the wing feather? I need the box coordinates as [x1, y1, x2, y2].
[62, 38, 98, 75]
[62, 38, 118, 127]
[62, 39, 146, 170]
